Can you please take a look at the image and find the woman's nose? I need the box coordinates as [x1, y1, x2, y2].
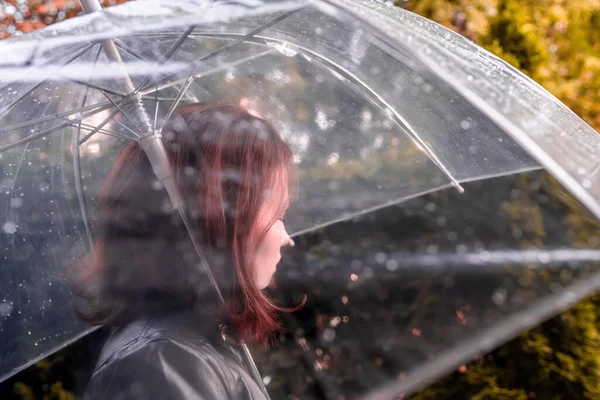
[281, 227, 294, 247]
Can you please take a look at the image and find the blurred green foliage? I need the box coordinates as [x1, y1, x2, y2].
[403, 0, 600, 398]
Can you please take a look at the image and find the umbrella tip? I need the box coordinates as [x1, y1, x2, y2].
[453, 181, 465, 194]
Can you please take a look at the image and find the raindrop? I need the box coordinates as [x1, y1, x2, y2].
[425, 202, 436, 212]
[492, 287, 508, 305]
[537, 252, 551, 264]
[10, 198, 23, 209]
[374, 252, 387, 264]
[385, 259, 399, 271]
[322, 328, 336, 342]
[328, 181, 341, 191]
[39, 182, 50, 192]
[184, 166, 196, 177]
[262, 376, 272, 386]
[460, 120, 470, 130]
[425, 245, 438, 255]
[0, 302, 13, 317]
[161, 201, 174, 214]
[151, 180, 163, 191]
[2, 222, 17, 234]
[330, 245, 341, 256]
[582, 179, 592, 189]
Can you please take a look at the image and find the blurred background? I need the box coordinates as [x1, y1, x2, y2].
[0, 0, 599, 399]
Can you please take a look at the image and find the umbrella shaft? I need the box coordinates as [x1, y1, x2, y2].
[80, 0, 152, 134]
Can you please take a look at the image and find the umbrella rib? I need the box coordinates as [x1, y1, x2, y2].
[66, 44, 103, 250]
[0, 43, 97, 121]
[100, 92, 144, 137]
[113, 40, 148, 63]
[133, 25, 197, 94]
[139, 48, 274, 97]
[293, 45, 465, 193]
[78, 107, 122, 144]
[0, 104, 119, 153]
[113, 40, 197, 105]
[77, 43, 105, 248]
[0, 121, 72, 153]
[72, 133, 93, 249]
[0, 42, 83, 93]
[160, 75, 194, 131]
[140, 95, 201, 102]
[71, 121, 131, 140]
[0, 101, 114, 134]
[58, 76, 127, 98]
[139, 9, 300, 94]
[153, 89, 160, 133]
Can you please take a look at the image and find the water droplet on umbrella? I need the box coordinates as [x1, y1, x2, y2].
[2, 222, 17, 234]
[492, 288, 508, 305]
[385, 259, 399, 271]
[0, 302, 13, 317]
[322, 328, 336, 342]
[9, 198, 22, 209]
[151, 180, 163, 191]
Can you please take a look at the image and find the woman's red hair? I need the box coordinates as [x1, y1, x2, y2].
[72, 103, 298, 345]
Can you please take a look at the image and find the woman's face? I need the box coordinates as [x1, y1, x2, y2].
[249, 184, 293, 290]
[251, 218, 292, 289]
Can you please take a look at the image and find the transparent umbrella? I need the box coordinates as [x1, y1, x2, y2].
[0, 0, 599, 398]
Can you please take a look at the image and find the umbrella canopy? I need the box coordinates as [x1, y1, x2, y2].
[0, 0, 599, 398]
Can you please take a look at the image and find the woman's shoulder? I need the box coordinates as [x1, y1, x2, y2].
[84, 312, 264, 400]
[94, 311, 219, 371]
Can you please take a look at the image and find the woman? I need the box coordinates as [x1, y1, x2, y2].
[74, 103, 299, 399]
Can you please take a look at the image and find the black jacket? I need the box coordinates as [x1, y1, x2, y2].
[83, 309, 269, 400]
